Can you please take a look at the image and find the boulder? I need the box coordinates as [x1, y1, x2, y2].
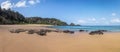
[63, 30, 75, 34]
[79, 30, 85, 32]
[27, 29, 35, 34]
[89, 31, 103, 35]
[36, 29, 47, 36]
[9, 29, 26, 33]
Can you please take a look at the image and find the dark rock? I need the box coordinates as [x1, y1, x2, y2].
[69, 31, 74, 34]
[79, 30, 88, 32]
[63, 30, 75, 34]
[36, 29, 47, 36]
[97, 30, 108, 32]
[63, 30, 70, 33]
[89, 31, 103, 35]
[10, 29, 20, 33]
[9, 29, 26, 33]
[45, 29, 52, 32]
[79, 30, 85, 32]
[9, 29, 16, 33]
[28, 29, 35, 34]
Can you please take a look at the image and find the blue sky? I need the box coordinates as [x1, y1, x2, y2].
[1, 0, 120, 25]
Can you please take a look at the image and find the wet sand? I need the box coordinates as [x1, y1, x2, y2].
[0, 25, 120, 52]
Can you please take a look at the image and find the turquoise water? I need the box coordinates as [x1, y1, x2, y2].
[49, 26, 120, 32]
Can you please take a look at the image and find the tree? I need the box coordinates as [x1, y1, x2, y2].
[25, 17, 68, 25]
[0, 7, 25, 24]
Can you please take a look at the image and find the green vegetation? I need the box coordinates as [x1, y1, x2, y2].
[0, 7, 68, 26]
[25, 17, 68, 26]
[0, 8, 25, 24]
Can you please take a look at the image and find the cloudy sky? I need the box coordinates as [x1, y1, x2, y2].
[0, 0, 120, 25]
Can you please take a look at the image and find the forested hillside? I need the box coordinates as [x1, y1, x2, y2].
[0, 7, 68, 25]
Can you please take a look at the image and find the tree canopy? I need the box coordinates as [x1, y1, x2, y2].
[25, 17, 68, 26]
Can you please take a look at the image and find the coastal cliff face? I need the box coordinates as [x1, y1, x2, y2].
[0, 7, 68, 26]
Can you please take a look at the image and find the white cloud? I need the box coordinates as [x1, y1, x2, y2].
[76, 17, 111, 25]
[29, 0, 35, 5]
[1, 0, 13, 10]
[76, 17, 120, 25]
[15, 0, 27, 7]
[101, 18, 106, 20]
[110, 18, 120, 23]
[0, 0, 40, 9]
[28, 0, 40, 5]
[90, 18, 96, 21]
[112, 13, 116, 16]
[78, 20, 86, 24]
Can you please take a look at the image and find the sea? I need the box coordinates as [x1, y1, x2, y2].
[48, 26, 120, 32]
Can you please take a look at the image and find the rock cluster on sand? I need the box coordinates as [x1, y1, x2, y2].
[9, 29, 108, 36]
[36, 29, 47, 36]
[9, 29, 48, 36]
[28, 29, 35, 34]
[79, 30, 88, 32]
[89, 30, 104, 35]
[9, 29, 76, 36]
[63, 30, 75, 34]
[9, 29, 26, 33]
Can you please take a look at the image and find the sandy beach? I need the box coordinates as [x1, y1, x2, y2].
[0, 25, 120, 52]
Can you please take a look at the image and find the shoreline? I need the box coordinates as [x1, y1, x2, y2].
[47, 25, 120, 32]
[1, 25, 120, 33]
